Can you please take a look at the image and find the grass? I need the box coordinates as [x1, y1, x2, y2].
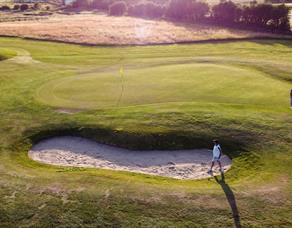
[36, 63, 290, 110]
[0, 37, 292, 226]
[0, 47, 16, 60]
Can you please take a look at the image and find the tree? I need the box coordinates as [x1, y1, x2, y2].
[166, 0, 209, 21]
[192, 1, 209, 21]
[108, 1, 127, 16]
[72, 0, 92, 8]
[270, 4, 290, 31]
[128, 2, 166, 19]
[13, 5, 20, 10]
[212, 1, 240, 24]
[251, 4, 274, 26]
[20, 4, 29, 11]
[92, 0, 113, 10]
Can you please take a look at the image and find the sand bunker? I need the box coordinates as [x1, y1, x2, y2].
[29, 136, 232, 179]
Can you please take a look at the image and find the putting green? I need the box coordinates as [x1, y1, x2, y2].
[36, 62, 290, 110]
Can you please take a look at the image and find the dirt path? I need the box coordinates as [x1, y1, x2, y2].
[29, 136, 232, 179]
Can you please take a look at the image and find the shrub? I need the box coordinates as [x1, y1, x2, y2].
[108, 1, 127, 16]
[33, 3, 41, 10]
[13, 4, 20, 10]
[0, 5, 11, 11]
[128, 2, 165, 19]
[20, 4, 29, 11]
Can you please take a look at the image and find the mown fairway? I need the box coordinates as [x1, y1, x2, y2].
[0, 38, 292, 227]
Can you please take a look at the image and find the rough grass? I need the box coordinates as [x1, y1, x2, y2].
[0, 47, 16, 60]
[0, 37, 292, 226]
[0, 12, 291, 45]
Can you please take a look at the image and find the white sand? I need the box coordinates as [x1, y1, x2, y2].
[29, 136, 232, 180]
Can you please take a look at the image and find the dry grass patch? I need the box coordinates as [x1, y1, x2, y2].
[0, 12, 288, 45]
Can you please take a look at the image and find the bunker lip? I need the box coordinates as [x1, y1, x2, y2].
[28, 136, 232, 180]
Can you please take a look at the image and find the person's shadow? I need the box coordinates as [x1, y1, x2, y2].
[214, 173, 241, 228]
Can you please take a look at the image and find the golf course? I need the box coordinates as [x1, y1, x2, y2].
[0, 37, 292, 226]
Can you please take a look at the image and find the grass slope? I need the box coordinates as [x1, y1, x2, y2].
[0, 37, 292, 227]
[0, 47, 16, 60]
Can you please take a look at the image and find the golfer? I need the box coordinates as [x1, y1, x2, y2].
[290, 89, 292, 109]
[208, 140, 223, 173]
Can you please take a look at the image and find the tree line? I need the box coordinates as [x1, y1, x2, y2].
[265, 0, 292, 3]
[211, 0, 290, 32]
[69, 0, 291, 33]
